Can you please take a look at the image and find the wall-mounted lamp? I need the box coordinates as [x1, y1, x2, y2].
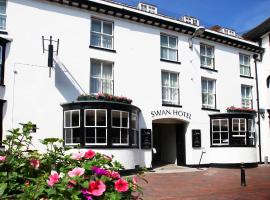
[188, 26, 205, 49]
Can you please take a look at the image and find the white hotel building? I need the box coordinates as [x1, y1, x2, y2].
[0, 0, 267, 169]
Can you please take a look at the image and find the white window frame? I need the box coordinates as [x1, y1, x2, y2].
[0, 0, 6, 31]
[200, 43, 215, 69]
[64, 110, 80, 145]
[202, 78, 216, 109]
[212, 119, 229, 146]
[232, 118, 246, 145]
[90, 18, 114, 49]
[161, 71, 180, 105]
[160, 34, 178, 61]
[239, 54, 251, 77]
[90, 59, 114, 95]
[84, 109, 107, 145]
[248, 119, 255, 146]
[111, 110, 129, 145]
[241, 85, 253, 108]
[131, 111, 138, 146]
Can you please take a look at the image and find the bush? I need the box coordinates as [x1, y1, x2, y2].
[0, 122, 145, 199]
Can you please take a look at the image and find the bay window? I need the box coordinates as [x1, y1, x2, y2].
[162, 71, 180, 105]
[90, 18, 113, 49]
[111, 110, 129, 145]
[200, 44, 215, 68]
[239, 54, 251, 77]
[202, 78, 216, 109]
[90, 60, 113, 95]
[241, 85, 252, 108]
[64, 110, 80, 145]
[160, 34, 178, 61]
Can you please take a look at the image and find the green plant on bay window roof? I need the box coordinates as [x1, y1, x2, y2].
[0, 122, 145, 199]
[226, 106, 256, 113]
[77, 93, 133, 104]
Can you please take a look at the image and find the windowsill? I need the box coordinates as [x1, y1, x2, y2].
[200, 66, 218, 72]
[0, 30, 7, 35]
[89, 45, 116, 53]
[160, 59, 181, 64]
[210, 145, 256, 148]
[202, 107, 220, 112]
[162, 103, 182, 108]
[240, 75, 254, 79]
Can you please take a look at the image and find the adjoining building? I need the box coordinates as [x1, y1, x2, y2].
[0, 0, 265, 169]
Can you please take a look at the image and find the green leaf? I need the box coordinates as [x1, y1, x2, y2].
[0, 183, 7, 196]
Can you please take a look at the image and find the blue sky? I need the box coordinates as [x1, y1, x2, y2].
[114, 0, 270, 34]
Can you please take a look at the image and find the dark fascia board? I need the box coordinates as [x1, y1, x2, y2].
[243, 17, 270, 42]
[45, 0, 263, 53]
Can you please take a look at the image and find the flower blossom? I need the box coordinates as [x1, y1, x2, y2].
[68, 167, 85, 177]
[108, 170, 120, 179]
[85, 149, 95, 159]
[115, 179, 129, 192]
[81, 188, 93, 200]
[30, 159, 40, 169]
[88, 180, 106, 196]
[47, 171, 60, 187]
[67, 180, 77, 189]
[71, 152, 85, 160]
[0, 156, 6, 161]
[92, 166, 108, 176]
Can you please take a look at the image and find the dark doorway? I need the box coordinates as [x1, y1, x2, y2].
[152, 120, 187, 167]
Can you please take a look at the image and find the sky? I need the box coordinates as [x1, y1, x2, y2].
[114, 0, 270, 34]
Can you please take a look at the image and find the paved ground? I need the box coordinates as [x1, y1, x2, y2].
[138, 165, 270, 200]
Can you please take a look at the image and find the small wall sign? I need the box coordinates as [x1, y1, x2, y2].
[192, 129, 201, 148]
[141, 129, 152, 149]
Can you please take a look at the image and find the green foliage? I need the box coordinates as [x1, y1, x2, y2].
[0, 122, 145, 199]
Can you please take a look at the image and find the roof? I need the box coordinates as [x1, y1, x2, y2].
[243, 17, 270, 42]
[44, 0, 263, 53]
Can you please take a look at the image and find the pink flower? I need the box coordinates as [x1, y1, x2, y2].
[132, 176, 137, 184]
[68, 167, 85, 177]
[85, 149, 95, 159]
[30, 159, 40, 169]
[47, 171, 60, 187]
[108, 170, 120, 179]
[67, 180, 77, 189]
[0, 156, 6, 161]
[115, 179, 129, 192]
[88, 180, 106, 196]
[71, 152, 85, 160]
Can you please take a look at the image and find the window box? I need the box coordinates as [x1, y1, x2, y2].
[226, 106, 256, 115]
[77, 93, 133, 104]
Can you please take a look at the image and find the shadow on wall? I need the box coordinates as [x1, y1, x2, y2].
[54, 61, 81, 102]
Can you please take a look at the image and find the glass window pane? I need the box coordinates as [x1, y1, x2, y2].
[72, 128, 80, 143]
[122, 112, 129, 128]
[206, 46, 212, 57]
[90, 78, 101, 94]
[171, 88, 179, 103]
[170, 73, 178, 87]
[91, 20, 101, 32]
[202, 93, 207, 105]
[169, 49, 177, 61]
[102, 63, 112, 79]
[102, 35, 112, 49]
[213, 132, 220, 140]
[72, 110, 80, 127]
[85, 110, 95, 126]
[65, 129, 72, 143]
[162, 72, 169, 87]
[102, 80, 112, 94]
[91, 61, 101, 77]
[90, 33, 101, 47]
[112, 111, 120, 127]
[96, 110, 106, 126]
[0, 1, 6, 15]
[111, 128, 120, 143]
[85, 128, 95, 143]
[65, 111, 71, 127]
[96, 128, 106, 143]
[121, 129, 128, 144]
[201, 80, 207, 92]
[212, 120, 219, 131]
[131, 113, 137, 129]
[221, 120, 228, 131]
[240, 119, 246, 131]
[162, 87, 170, 102]
[169, 37, 177, 48]
[233, 119, 239, 131]
[161, 47, 168, 59]
[103, 22, 112, 35]
[161, 35, 168, 47]
[200, 45, 205, 55]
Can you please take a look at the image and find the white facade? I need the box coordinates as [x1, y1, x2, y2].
[0, 0, 264, 169]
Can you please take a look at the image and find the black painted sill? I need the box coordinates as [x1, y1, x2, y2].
[0, 31, 8, 35]
[201, 107, 220, 112]
[240, 75, 254, 79]
[160, 59, 181, 64]
[89, 45, 116, 53]
[162, 103, 182, 108]
[200, 66, 218, 72]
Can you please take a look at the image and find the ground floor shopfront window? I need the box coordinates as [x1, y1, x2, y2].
[210, 112, 256, 147]
[61, 98, 140, 148]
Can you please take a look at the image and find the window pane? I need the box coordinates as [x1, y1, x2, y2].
[102, 63, 112, 79]
[169, 49, 177, 61]
[212, 120, 219, 131]
[72, 128, 80, 143]
[162, 72, 169, 87]
[111, 128, 120, 143]
[90, 33, 101, 47]
[85, 110, 95, 126]
[121, 129, 128, 144]
[240, 119, 246, 131]
[85, 128, 95, 143]
[102, 35, 112, 49]
[91, 61, 101, 77]
[130, 130, 137, 145]
[131, 113, 137, 129]
[200, 45, 205, 55]
[162, 87, 170, 102]
[169, 37, 177, 48]
[91, 20, 101, 32]
[221, 120, 228, 131]
[171, 88, 179, 103]
[201, 80, 207, 92]
[65, 129, 72, 144]
[161, 35, 168, 47]
[103, 22, 112, 35]
[90, 78, 101, 94]
[65, 111, 71, 127]
[122, 112, 129, 128]
[233, 119, 238, 131]
[161, 47, 168, 59]
[72, 111, 80, 127]
[96, 110, 106, 126]
[208, 81, 214, 92]
[202, 93, 207, 105]
[206, 58, 212, 67]
[96, 128, 106, 143]
[206, 46, 212, 57]
[0, 1, 6, 15]
[112, 111, 120, 127]
[170, 73, 178, 87]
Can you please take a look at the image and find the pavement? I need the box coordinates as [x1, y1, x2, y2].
[138, 165, 270, 200]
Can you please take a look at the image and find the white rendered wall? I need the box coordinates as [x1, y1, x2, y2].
[1, 0, 259, 168]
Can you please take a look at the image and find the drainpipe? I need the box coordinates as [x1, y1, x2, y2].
[253, 54, 262, 163]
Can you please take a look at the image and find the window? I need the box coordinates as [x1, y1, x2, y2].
[161, 71, 180, 105]
[200, 44, 214, 68]
[0, 0, 6, 30]
[239, 54, 251, 77]
[90, 60, 113, 95]
[84, 109, 107, 145]
[241, 85, 252, 108]
[202, 79, 216, 109]
[212, 119, 229, 145]
[111, 110, 129, 145]
[160, 34, 178, 61]
[64, 110, 80, 145]
[130, 111, 139, 146]
[248, 119, 255, 146]
[231, 118, 246, 145]
[90, 18, 113, 49]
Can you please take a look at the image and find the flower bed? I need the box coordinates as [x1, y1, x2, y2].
[226, 106, 257, 114]
[0, 122, 144, 199]
[77, 94, 133, 104]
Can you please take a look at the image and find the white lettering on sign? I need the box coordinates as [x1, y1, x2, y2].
[151, 109, 191, 120]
